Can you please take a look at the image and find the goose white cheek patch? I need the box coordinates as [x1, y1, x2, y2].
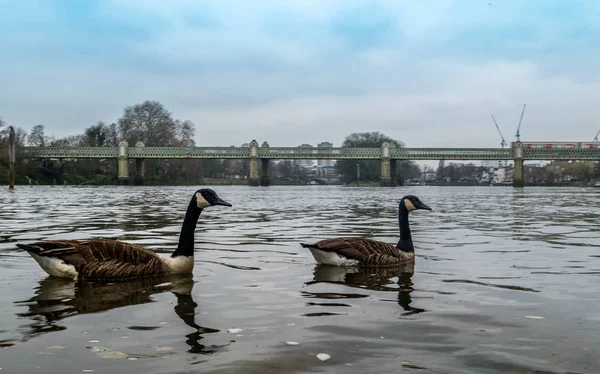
[196, 193, 210, 209]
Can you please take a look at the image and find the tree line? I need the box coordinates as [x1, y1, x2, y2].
[1, 101, 421, 185]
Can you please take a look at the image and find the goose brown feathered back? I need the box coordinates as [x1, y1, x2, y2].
[301, 195, 431, 266]
[16, 189, 232, 280]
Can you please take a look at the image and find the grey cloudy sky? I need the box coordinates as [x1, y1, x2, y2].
[1, 0, 599, 153]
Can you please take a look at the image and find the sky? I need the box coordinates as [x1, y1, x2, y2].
[0, 0, 599, 155]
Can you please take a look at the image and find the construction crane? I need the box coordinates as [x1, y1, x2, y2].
[593, 129, 600, 142]
[490, 114, 507, 148]
[515, 104, 526, 142]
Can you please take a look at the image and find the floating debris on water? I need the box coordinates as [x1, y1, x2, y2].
[88, 346, 128, 359]
[88, 340, 99, 343]
[227, 328, 243, 333]
[317, 353, 331, 361]
[87, 346, 170, 360]
[285, 341, 299, 345]
[524, 315, 544, 319]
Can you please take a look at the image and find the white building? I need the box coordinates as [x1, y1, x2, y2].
[481, 160, 508, 168]
[317, 142, 334, 167]
[295, 144, 314, 168]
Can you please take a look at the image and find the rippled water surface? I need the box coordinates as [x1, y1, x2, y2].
[1, 185, 599, 373]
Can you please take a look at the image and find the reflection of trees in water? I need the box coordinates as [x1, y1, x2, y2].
[14, 274, 222, 354]
[305, 263, 426, 315]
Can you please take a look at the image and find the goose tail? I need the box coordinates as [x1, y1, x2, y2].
[16, 243, 43, 254]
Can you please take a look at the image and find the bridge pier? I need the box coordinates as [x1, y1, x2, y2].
[248, 140, 260, 186]
[133, 142, 145, 185]
[260, 142, 270, 186]
[513, 142, 524, 187]
[8, 126, 16, 189]
[134, 159, 145, 185]
[380, 142, 396, 186]
[390, 159, 397, 185]
[260, 159, 270, 186]
[117, 141, 129, 185]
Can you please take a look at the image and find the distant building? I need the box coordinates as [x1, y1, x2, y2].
[317, 142, 334, 167]
[481, 160, 508, 169]
[295, 144, 314, 168]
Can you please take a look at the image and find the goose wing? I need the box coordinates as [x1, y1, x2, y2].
[17, 239, 169, 278]
[301, 237, 413, 266]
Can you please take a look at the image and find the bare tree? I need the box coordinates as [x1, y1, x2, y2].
[28, 125, 48, 147]
[82, 122, 110, 147]
[175, 120, 195, 146]
[118, 101, 176, 146]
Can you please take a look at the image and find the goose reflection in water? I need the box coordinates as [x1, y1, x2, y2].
[14, 274, 224, 354]
[305, 263, 426, 315]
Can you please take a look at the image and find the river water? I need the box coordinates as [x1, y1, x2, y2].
[0, 185, 598, 374]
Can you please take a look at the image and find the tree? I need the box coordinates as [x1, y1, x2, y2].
[28, 125, 48, 147]
[0, 118, 27, 145]
[566, 161, 593, 181]
[398, 161, 422, 183]
[0, 117, 5, 140]
[115, 101, 201, 184]
[118, 101, 191, 146]
[335, 131, 417, 185]
[82, 122, 110, 147]
[175, 120, 195, 147]
[340, 132, 404, 148]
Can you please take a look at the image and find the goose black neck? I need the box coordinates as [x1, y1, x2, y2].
[396, 204, 414, 252]
[172, 202, 202, 258]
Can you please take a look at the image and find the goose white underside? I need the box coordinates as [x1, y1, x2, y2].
[163, 255, 195, 274]
[27, 252, 194, 279]
[28, 252, 78, 279]
[308, 248, 360, 267]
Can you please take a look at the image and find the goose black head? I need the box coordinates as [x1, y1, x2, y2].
[401, 195, 432, 213]
[194, 189, 232, 209]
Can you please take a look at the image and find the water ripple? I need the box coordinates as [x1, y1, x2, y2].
[0, 186, 599, 373]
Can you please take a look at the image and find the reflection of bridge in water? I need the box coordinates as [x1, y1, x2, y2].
[16, 139, 600, 187]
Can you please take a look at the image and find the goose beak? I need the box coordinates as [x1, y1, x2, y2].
[419, 202, 432, 211]
[214, 198, 232, 207]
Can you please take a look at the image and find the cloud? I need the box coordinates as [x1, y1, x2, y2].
[184, 59, 600, 147]
[0, 0, 598, 151]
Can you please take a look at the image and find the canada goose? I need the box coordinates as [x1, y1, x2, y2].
[16, 189, 232, 280]
[301, 195, 431, 266]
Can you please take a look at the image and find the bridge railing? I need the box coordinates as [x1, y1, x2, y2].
[16, 145, 600, 160]
[391, 148, 512, 160]
[19, 146, 118, 158]
[259, 147, 380, 159]
[128, 146, 248, 158]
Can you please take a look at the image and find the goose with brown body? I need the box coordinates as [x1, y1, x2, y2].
[16, 189, 232, 280]
[301, 195, 431, 266]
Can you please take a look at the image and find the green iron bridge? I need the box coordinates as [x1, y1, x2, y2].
[16, 140, 600, 187]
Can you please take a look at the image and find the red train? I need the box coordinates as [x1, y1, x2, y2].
[511, 142, 600, 150]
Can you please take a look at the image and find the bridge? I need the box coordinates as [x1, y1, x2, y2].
[14, 140, 600, 187]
